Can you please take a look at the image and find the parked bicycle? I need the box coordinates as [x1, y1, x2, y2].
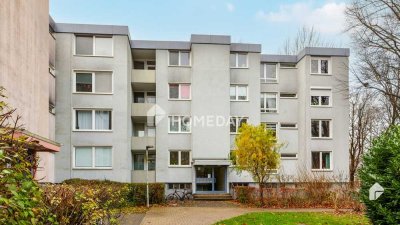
[166, 188, 193, 201]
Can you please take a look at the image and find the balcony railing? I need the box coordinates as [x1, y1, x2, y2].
[132, 69, 155, 83]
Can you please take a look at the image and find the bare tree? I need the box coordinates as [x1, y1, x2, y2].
[346, 0, 400, 125]
[280, 25, 338, 55]
[348, 88, 382, 186]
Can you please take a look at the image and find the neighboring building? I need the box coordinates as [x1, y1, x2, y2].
[49, 23, 349, 194]
[0, 0, 60, 182]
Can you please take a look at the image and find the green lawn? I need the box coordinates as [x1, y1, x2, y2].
[215, 212, 370, 225]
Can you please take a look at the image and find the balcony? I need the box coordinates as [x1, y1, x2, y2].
[132, 69, 156, 84]
[131, 103, 155, 117]
[131, 136, 156, 150]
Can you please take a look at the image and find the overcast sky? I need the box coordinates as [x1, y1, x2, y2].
[50, 0, 350, 54]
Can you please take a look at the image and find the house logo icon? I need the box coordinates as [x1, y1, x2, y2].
[146, 104, 166, 126]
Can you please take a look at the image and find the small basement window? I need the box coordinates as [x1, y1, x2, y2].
[280, 93, 297, 98]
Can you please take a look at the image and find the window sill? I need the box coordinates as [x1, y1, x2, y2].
[311, 137, 333, 140]
[280, 67, 297, 69]
[73, 92, 113, 95]
[168, 165, 192, 168]
[168, 132, 191, 134]
[230, 67, 249, 69]
[230, 100, 249, 102]
[280, 127, 298, 130]
[310, 105, 333, 108]
[72, 167, 113, 170]
[168, 99, 192, 101]
[73, 130, 113, 132]
[261, 111, 279, 114]
[280, 97, 298, 99]
[74, 54, 114, 58]
[310, 73, 332, 76]
[281, 157, 298, 160]
[311, 169, 333, 172]
[261, 80, 278, 84]
[168, 65, 191, 68]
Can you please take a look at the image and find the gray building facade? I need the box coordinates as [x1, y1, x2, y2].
[52, 22, 350, 194]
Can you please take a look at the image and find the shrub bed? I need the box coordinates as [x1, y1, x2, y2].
[233, 182, 363, 209]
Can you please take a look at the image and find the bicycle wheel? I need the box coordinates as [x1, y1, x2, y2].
[184, 193, 194, 201]
[166, 193, 178, 201]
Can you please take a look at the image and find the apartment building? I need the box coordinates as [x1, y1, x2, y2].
[52, 22, 349, 194]
[0, 0, 59, 182]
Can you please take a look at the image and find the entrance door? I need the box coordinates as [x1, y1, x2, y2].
[195, 166, 226, 193]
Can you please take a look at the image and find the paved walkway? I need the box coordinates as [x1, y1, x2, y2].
[136, 204, 338, 225]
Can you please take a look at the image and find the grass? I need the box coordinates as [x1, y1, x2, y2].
[215, 212, 370, 225]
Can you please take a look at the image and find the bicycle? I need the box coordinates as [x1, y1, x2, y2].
[166, 188, 194, 201]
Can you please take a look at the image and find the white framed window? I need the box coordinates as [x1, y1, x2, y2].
[169, 150, 191, 166]
[133, 91, 156, 103]
[169, 84, 191, 100]
[280, 123, 297, 129]
[310, 88, 332, 107]
[230, 85, 248, 101]
[261, 93, 278, 113]
[311, 119, 331, 138]
[260, 63, 277, 82]
[312, 151, 332, 170]
[280, 93, 297, 98]
[262, 122, 278, 138]
[75, 35, 113, 56]
[74, 109, 112, 131]
[281, 153, 297, 159]
[310, 58, 330, 74]
[230, 117, 248, 133]
[73, 71, 113, 94]
[169, 51, 190, 66]
[168, 183, 192, 190]
[230, 52, 248, 68]
[73, 146, 112, 169]
[133, 60, 156, 70]
[169, 116, 191, 133]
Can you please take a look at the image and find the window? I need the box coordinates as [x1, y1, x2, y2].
[75, 35, 112, 56]
[310, 88, 332, 106]
[263, 122, 277, 137]
[133, 123, 145, 137]
[280, 93, 297, 98]
[133, 92, 156, 103]
[230, 85, 248, 101]
[311, 120, 331, 138]
[168, 183, 192, 190]
[230, 117, 248, 133]
[169, 116, 191, 133]
[230, 52, 248, 68]
[169, 51, 190, 66]
[74, 146, 112, 168]
[311, 58, 330, 74]
[133, 152, 155, 170]
[280, 63, 296, 68]
[75, 109, 112, 131]
[148, 153, 156, 171]
[260, 63, 277, 82]
[280, 123, 297, 129]
[133, 153, 144, 170]
[312, 152, 332, 170]
[134, 60, 156, 70]
[261, 93, 278, 113]
[169, 151, 191, 166]
[281, 153, 297, 159]
[74, 72, 112, 94]
[169, 84, 191, 100]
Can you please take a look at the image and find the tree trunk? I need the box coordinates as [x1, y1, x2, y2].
[259, 182, 264, 206]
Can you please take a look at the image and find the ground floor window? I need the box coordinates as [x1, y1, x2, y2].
[74, 146, 112, 168]
[169, 150, 191, 166]
[167, 183, 192, 190]
[311, 151, 332, 170]
[133, 152, 156, 170]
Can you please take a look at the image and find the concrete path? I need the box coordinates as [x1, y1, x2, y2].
[138, 206, 337, 225]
